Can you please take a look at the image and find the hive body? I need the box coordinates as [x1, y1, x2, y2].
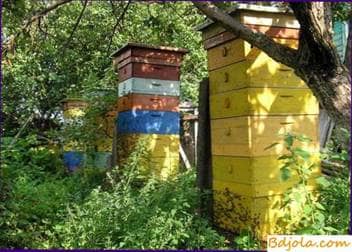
[61, 98, 88, 171]
[199, 5, 320, 238]
[112, 43, 187, 179]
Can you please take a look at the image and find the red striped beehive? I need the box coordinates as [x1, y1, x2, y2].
[111, 43, 187, 179]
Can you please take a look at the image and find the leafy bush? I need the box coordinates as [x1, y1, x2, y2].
[0, 135, 106, 248]
[47, 168, 226, 249]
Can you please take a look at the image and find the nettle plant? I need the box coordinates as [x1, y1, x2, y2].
[272, 133, 332, 234]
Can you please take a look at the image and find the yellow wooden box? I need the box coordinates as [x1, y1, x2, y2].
[210, 88, 318, 119]
[96, 138, 113, 152]
[63, 141, 85, 151]
[212, 154, 320, 185]
[209, 59, 305, 95]
[207, 38, 298, 71]
[213, 178, 317, 198]
[211, 115, 319, 156]
[148, 156, 179, 179]
[201, 9, 299, 41]
[116, 134, 179, 159]
[212, 191, 302, 240]
[210, 88, 319, 118]
[119, 155, 179, 180]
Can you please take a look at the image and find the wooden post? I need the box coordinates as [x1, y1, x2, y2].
[196, 78, 213, 219]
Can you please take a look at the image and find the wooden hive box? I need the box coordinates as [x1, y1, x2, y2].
[198, 4, 320, 239]
[112, 43, 187, 180]
[111, 43, 188, 82]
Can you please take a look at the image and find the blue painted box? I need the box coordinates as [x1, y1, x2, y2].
[63, 151, 85, 171]
[117, 110, 179, 134]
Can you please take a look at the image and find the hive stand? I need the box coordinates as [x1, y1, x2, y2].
[198, 4, 320, 239]
[111, 43, 187, 179]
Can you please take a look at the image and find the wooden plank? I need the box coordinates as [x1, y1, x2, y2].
[117, 154, 179, 180]
[118, 62, 180, 82]
[118, 78, 180, 97]
[240, 11, 300, 28]
[212, 155, 320, 184]
[208, 58, 306, 94]
[203, 25, 300, 49]
[118, 93, 179, 112]
[209, 88, 319, 119]
[116, 133, 179, 158]
[212, 178, 317, 198]
[201, 11, 298, 41]
[117, 110, 180, 134]
[212, 192, 286, 239]
[118, 56, 182, 68]
[114, 47, 184, 66]
[207, 38, 298, 71]
[211, 115, 320, 156]
[196, 78, 213, 218]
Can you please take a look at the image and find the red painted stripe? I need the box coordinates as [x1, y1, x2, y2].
[118, 94, 179, 112]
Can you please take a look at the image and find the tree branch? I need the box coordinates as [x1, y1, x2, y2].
[192, 1, 299, 69]
[290, 2, 341, 70]
[3, 0, 74, 47]
[106, 0, 131, 54]
[61, 0, 89, 52]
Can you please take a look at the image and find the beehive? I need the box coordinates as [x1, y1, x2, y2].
[61, 98, 88, 171]
[198, 4, 320, 238]
[111, 43, 187, 179]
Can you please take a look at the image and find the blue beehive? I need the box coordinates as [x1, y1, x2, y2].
[117, 110, 179, 134]
[63, 151, 85, 171]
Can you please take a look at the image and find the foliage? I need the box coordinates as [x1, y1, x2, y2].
[274, 133, 327, 234]
[0, 135, 106, 248]
[2, 1, 207, 137]
[47, 143, 226, 249]
[272, 133, 349, 235]
[233, 229, 261, 250]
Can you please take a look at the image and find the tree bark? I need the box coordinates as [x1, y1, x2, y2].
[193, 2, 351, 128]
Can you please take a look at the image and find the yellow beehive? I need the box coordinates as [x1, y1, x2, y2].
[61, 98, 88, 119]
[210, 88, 318, 119]
[198, 4, 320, 239]
[211, 115, 319, 156]
[116, 134, 180, 179]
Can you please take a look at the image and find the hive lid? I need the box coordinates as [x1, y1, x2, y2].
[196, 3, 292, 31]
[110, 42, 188, 58]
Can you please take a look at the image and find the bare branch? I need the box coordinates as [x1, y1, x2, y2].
[106, 0, 131, 54]
[61, 0, 89, 52]
[192, 1, 299, 68]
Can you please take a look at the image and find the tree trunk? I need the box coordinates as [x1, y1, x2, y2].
[193, 2, 351, 128]
[290, 3, 351, 129]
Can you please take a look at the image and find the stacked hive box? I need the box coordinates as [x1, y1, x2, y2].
[198, 5, 320, 238]
[111, 43, 187, 179]
[61, 98, 88, 171]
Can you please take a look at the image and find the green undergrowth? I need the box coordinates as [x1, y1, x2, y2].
[0, 133, 349, 249]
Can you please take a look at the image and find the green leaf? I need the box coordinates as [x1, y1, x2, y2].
[316, 176, 331, 188]
[264, 142, 279, 150]
[284, 134, 294, 147]
[277, 155, 292, 160]
[293, 147, 311, 160]
[296, 134, 312, 143]
[280, 166, 291, 181]
[303, 205, 313, 215]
